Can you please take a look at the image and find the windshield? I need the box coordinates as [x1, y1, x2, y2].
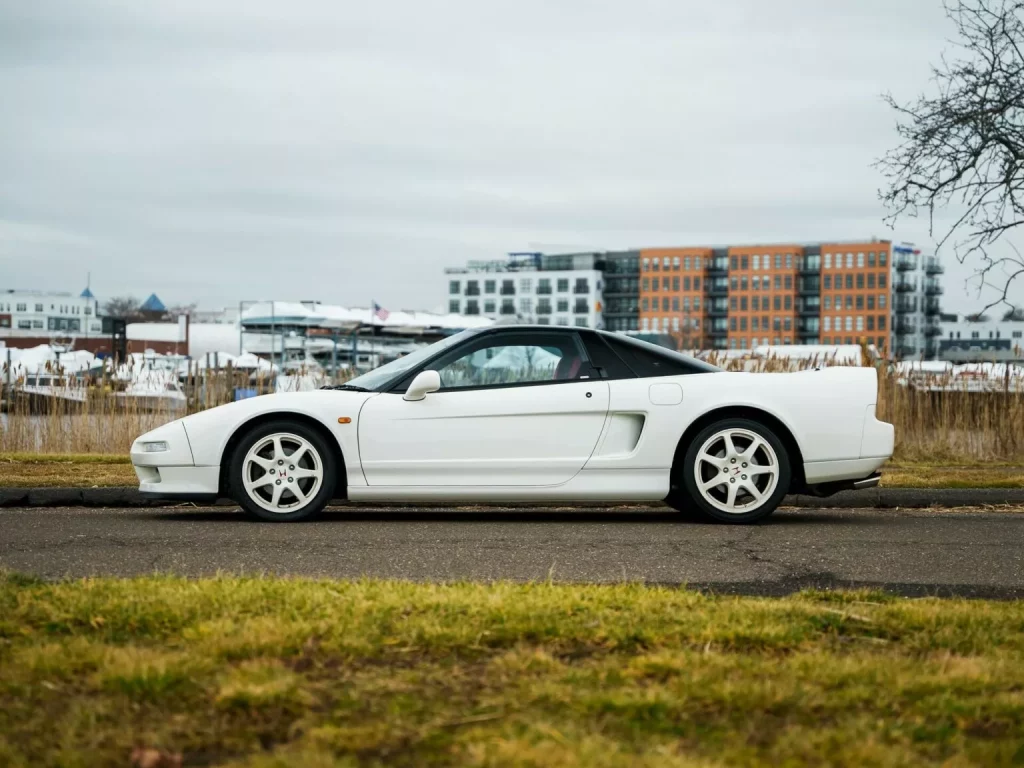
[344, 329, 481, 391]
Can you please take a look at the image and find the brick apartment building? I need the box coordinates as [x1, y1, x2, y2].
[638, 239, 942, 356]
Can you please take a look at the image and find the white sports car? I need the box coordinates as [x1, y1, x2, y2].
[131, 326, 894, 524]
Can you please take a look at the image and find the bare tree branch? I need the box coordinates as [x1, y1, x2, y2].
[876, 0, 1024, 312]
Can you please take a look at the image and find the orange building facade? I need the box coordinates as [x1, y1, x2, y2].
[639, 240, 895, 352]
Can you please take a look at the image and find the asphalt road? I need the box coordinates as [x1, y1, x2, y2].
[2, 505, 1023, 598]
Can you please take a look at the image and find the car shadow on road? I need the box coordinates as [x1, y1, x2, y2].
[135, 507, 879, 526]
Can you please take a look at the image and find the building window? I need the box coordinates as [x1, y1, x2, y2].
[868, 252, 876, 267]
[465, 280, 480, 296]
[846, 253, 853, 268]
[856, 274, 865, 289]
[485, 280, 496, 294]
[784, 275, 792, 290]
[785, 254, 793, 269]
[867, 316, 875, 331]
[845, 316, 853, 331]
[856, 295, 864, 310]
[879, 274, 887, 289]
[465, 300, 480, 315]
[557, 299, 569, 312]
[857, 252, 865, 267]
[35, 303, 44, 312]
[484, 300, 496, 313]
[33, 320, 44, 329]
[502, 280, 516, 295]
[879, 295, 887, 309]
[557, 279, 569, 292]
[824, 296, 831, 310]
[867, 274, 876, 289]
[741, 256, 748, 270]
[1012, 330, 1022, 339]
[824, 253, 832, 269]
[823, 275, 832, 290]
[15, 303, 26, 312]
[752, 255, 760, 270]
[774, 254, 782, 269]
[672, 256, 680, 269]
[17, 319, 31, 329]
[856, 316, 865, 331]
[879, 250, 888, 266]
[824, 316, 831, 332]
[520, 278, 532, 293]
[449, 281, 460, 295]
[867, 296, 875, 310]
[449, 300, 460, 313]
[519, 298, 533, 314]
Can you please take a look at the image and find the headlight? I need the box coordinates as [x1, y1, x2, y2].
[141, 441, 170, 453]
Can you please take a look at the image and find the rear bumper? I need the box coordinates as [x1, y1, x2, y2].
[802, 472, 881, 498]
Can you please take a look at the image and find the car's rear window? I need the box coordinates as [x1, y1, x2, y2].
[600, 333, 720, 377]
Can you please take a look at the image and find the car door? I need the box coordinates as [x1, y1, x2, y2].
[357, 330, 610, 486]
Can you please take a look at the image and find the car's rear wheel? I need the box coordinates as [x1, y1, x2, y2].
[668, 417, 791, 524]
[229, 420, 336, 522]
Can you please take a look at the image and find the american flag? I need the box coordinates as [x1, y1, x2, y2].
[372, 301, 390, 321]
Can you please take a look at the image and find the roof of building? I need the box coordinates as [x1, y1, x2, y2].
[80, 287, 95, 299]
[140, 294, 166, 312]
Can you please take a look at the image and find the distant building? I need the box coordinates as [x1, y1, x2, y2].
[938, 311, 1024, 362]
[443, 251, 637, 331]
[0, 287, 102, 347]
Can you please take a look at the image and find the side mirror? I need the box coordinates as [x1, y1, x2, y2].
[403, 370, 441, 401]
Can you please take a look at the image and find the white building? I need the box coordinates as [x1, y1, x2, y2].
[0, 288, 102, 339]
[938, 311, 1024, 362]
[891, 242, 944, 359]
[444, 253, 605, 328]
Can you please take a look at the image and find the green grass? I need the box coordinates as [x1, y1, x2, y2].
[1, 574, 1023, 766]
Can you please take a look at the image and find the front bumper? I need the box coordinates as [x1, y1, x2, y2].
[131, 421, 221, 500]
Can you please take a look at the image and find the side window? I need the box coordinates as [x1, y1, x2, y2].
[431, 334, 590, 390]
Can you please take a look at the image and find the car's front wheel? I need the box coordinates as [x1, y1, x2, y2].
[229, 420, 337, 522]
[668, 417, 791, 524]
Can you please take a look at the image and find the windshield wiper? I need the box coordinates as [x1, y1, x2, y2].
[319, 384, 371, 392]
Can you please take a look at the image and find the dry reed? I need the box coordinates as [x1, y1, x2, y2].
[2, 354, 1023, 462]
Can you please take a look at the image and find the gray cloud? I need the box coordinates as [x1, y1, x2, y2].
[1, 0, 1020, 314]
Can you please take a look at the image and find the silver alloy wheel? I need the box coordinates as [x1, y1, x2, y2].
[693, 427, 779, 514]
[242, 432, 324, 514]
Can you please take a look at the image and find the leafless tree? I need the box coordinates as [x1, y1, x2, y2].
[876, 0, 1024, 312]
[101, 296, 142, 319]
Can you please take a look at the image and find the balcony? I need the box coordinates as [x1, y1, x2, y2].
[799, 258, 821, 275]
[798, 278, 820, 295]
[895, 344, 918, 358]
[798, 300, 820, 316]
[499, 305, 516, 315]
[923, 319, 942, 337]
[708, 258, 728, 275]
[925, 279, 944, 296]
[894, 318, 917, 335]
[925, 256, 945, 275]
[573, 286, 590, 295]
[894, 253, 918, 271]
[894, 276, 917, 293]
[708, 325, 728, 338]
[924, 297, 941, 315]
[894, 296, 918, 313]
[499, 287, 515, 296]
[535, 285, 552, 295]
[707, 301, 728, 317]
[924, 339, 939, 359]
[707, 279, 728, 297]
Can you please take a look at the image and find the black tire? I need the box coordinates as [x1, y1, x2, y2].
[228, 420, 337, 522]
[667, 417, 791, 524]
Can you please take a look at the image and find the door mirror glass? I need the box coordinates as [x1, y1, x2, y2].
[403, 369, 441, 401]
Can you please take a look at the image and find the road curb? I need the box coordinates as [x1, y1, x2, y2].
[2, 487, 1024, 509]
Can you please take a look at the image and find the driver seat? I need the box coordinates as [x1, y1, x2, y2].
[553, 354, 583, 381]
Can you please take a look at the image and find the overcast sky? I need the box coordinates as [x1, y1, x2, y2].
[1, 0, 1021, 315]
